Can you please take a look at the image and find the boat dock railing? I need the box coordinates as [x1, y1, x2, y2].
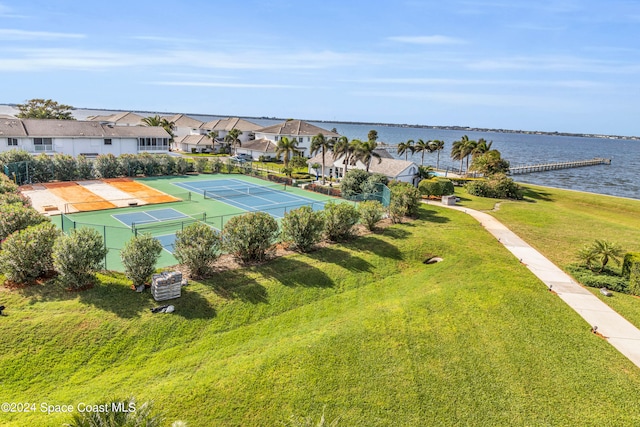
[508, 158, 611, 175]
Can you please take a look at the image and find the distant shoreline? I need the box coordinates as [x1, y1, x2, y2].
[3, 103, 638, 141]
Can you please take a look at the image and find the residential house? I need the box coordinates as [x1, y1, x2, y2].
[87, 112, 145, 126]
[0, 118, 171, 156]
[173, 134, 218, 154]
[235, 138, 278, 160]
[201, 117, 261, 143]
[307, 150, 419, 185]
[254, 119, 341, 157]
[161, 114, 204, 138]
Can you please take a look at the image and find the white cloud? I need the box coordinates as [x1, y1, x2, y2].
[388, 35, 466, 45]
[149, 81, 307, 89]
[0, 29, 85, 40]
[353, 77, 607, 89]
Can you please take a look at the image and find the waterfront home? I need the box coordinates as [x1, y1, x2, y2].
[307, 150, 419, 185]
[161, 114, 204, 138]
[87, 111, 145, 126]
[173, 134, 219, 154]
[201, 117, 261, 143]
[234, 138, 278, 160]
[254, 119, 340, 157]
[0, 118, 171, 156]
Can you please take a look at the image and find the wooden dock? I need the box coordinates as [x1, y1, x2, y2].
[509, 158, 611, 175]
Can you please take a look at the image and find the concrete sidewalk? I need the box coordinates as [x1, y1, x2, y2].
[437, 203, 640, 369]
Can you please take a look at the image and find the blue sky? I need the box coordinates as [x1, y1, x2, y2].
[1, 0, 639, 136]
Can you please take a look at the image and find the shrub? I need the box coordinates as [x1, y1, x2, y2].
[0, 192, 31, 207]
[622, 252, 640, 278]
[53, 227, 108, 290]
[223, 212, 279, 262]
[267, 174, 293, 185]
[566, 264, 629, 293]
[76, 155, 94, 180]
[157, 154, 176, 175]
[362, 173, 389, 194]
[323, 202, 360, 242]
[358, 200, 385, 231]
[94, 153, 120, 178]
[388, 182, 421, 223]
[31, 154, 54, 183]
[0, 222, 60, 284]
[465, 173, 523, 199]
[174, 157, 190, 175]
[340, 169, 371, 197]
[195, 157, 208, 173]
[52, 153, 77, 181]
[138, 153, 159, 176]
[289, 156, 308, 169]
[281, 206, 325, 252]
[118, 153, 141, 177]
[305, 183, 341, 197]
[0, 203, 48, 242]
[0, 174, 19, 194]
[174, 222, 221, 278]
[120, 233, 163, 287]
[418, 178, 455, 198]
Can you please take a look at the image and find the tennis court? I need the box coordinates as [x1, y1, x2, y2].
[173, 178, 327, 218]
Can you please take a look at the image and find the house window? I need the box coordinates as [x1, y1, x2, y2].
[8, 138, 18, 146]
[274, 136, 279, 141]
[33, 137, 53, 152]
[299, 137, 303, 142]
[104, 138, 112, 145]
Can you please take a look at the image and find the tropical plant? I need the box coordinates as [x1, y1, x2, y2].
[64, 396, 164, 427]
[53, 227, 108, 290]
[76, 155, 94, 179]
[223, 211, 279, 262]
[275, 136, 302, 170]
[340, 169, 371, 197]
[52, 153, 77, 181]
[418, 178, 454, 198]
[417, 165, 435, 180]
[120, 233, 163, 287]
[388, 182, 421, 223]
[281, 205, 326, 252]
[143, 115, 175, 140]
[93, 153, 120, 178]
[16, 98, 75, 120]
[367, 129, 379, 143]
[470, 150, 510, 175]
[174, 222, 221, 278]
[429, 140, 445, 170]
[333, 136, 353, 174]
[465, 173, 523, 199]
[353, 139, 381, 172]
[289, 156, 308, 169]
[451, 135, 476, 173]
[358, 200, 385, 231]
[472, 138, 493, 159]
[413, 139, 432, 166]
[31, 154, 54, 183]
[0, 222, 60, 284]
[195, 157, 208, 173]
[323, 202, 360, 242]
[310, 133, 335, 184]
[578, 240, 624, 273]
[310, 162, 322, 179]
[224, 128, 243, 155]
[397, 140, 415, 161]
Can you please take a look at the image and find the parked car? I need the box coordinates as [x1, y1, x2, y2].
[229, 156, 247, 163]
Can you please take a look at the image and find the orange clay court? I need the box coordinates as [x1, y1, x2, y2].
[21, 178, 181, 214]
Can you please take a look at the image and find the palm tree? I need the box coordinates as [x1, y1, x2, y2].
[429, 140, 445, 170]
[451, 135, 476, 173]
[310, 133, 335, 184]
[205, 130, 218, 152]
[224, 128, 243, 155]
[451, 140, 465, 173]
[472, 138, 493, 159]
[397, 140, 415, 161]
[275, 136, 301, 170]
[592, 240, 624, 272]
[143, 115, 175, 141]
[413, 139, 432, 166]
[367, 129, 379, 143]
[353, 139, 382, 172]
[333, 135, 353, 175]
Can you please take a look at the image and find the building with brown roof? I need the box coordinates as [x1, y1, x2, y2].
[254, 119, 341, 157]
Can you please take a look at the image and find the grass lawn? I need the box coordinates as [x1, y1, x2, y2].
[3, 203, 640, 426]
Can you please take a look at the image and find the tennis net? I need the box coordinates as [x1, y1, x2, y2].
[203, 183, 286, 200]
[132, 212, 207, 234]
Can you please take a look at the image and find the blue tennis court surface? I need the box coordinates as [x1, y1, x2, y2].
[112, 208, 188, 228]
[155, 233, 177, 254]
[174, 178, 326, 218]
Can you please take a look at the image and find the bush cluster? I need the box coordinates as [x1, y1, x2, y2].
[174, 222, 221, 278]
[622, 252, 640, 295]
[281, 206, 325, 252]
[305, 183, 342, 197]
[323, 202, 360, 241]
[418, 178, 454, 198]
[340, 170, 388, 198]
[389, 182, 421, 223]
[465, 173, 523, 200]
[223, 212, 279, 262]
[358, 200, 385, 231]
[0, 222, 60, 284]
[53, 228, 108, 289]
[0, 149, 195, 183]
[267, 174, 293, 185]
[566, 264, 629, 293]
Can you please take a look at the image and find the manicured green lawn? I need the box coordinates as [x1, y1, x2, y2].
[3, 203, 640, 426]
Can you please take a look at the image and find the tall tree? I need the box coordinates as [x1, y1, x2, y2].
[206, 130, 219, 152]
[333, 135, 353, 175]
[310, 133, 335, 184]
[353, 139, 382, 172]
[275, 136, 301, 169]
[451, 135, 476, 173]
[16, 98, 75, 120]
[367, 129, 379, 143]
[397, 140, 415, 161]
[429, 140, 445, 170]
[413, 139, 432, 166]
[472, 138, 493, 159]
[224, 128, 243, 155]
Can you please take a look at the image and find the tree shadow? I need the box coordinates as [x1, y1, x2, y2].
[382, 227, 411, 240]
[306, 247, 374, 275]
[348, 235, 403, 260]
[203, 270, 269, 304]
[258, 256, 336, 288]
[419, 208, 451, 224]
[522, 187, 554, 202]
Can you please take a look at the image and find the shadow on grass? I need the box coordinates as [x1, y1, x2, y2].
[205, 270, 269, 304]
[349, 235, 404, 260]
[419, 208, 451, 224]
[307, 247, 373, 275]
[258, 256, 336, 288]
[522, 187, 554, 202]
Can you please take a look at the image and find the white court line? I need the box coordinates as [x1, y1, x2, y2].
[112, 211, 156, 228]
